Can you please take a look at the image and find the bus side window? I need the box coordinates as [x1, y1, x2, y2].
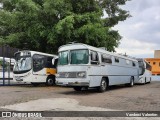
[138, 61, 145, 75]
[33, 54, 46, 72]
[115, 57, 119, 63]
[45, 57, 58, 69]
[90, 51, 99, 65]
[46, 57, 54, 68]
[132, 62, 136, 67]
[101, 54, 112, 64]
[53, 58, 58, 68]
[126, 60, 130, 65]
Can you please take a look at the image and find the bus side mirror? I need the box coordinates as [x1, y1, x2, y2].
[52, 58, 55, 65]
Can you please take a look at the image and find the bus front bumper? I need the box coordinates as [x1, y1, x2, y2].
[135, 77, 145, 84]
[56, 78, 89, 87]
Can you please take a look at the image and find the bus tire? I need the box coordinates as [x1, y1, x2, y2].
[73, 87, 82, 91]
[129, 77, 134, 87]
[143, 77, 146, 85]
[98, 78, 108, 92]
[148, 77, 151, 83]
[31, 83, 39, 87]
[46, 76, 55, 86]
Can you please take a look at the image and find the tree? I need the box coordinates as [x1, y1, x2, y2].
[0, 0, 130, 53]
[100, 0, 131, 27]
[0, 59, 7, 69]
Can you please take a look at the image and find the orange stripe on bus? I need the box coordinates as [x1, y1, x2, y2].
[46, 68, 57, 75]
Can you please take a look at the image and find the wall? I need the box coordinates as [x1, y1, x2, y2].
[154, 50, 160, 58]
[145, 58, 160, 75]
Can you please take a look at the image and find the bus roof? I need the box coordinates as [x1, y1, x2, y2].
[137, 58, 144, 61]
[137, 58, 149, 63]
[15, 50, 58, 58]
[59, 43, 137, 62]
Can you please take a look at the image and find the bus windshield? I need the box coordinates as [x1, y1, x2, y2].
[58, 50, 89, 65]
[138, 61, 144, 67]
[58, 51, 69, 65]
[70, 50, 89, 64]
[138, 61, 145, 75]
[13, 52, 32, 73]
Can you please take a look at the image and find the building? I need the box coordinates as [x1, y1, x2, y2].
[145, 58, 160, 75]
[145, 50, 160, 76]
[154, 50, 160, 58]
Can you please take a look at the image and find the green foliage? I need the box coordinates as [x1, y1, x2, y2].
[100, 0, 131, 27]
[0, 60, 2, 66]
[0, 0, 130, 53]
[0, 60, 7, 68]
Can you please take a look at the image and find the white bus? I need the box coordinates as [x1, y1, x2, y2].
[136, 58, 152, 84]
[55, 43, 139, 92]
[13, 51, 58, 86]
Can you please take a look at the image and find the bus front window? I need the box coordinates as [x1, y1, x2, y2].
[70, 50, 89, 64]
[13, 57, 32, 73]
[58, 51, 69, 65]
[138, 61, 145, 75]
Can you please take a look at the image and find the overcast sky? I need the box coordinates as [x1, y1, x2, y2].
[114, 0, 160, 58]
[0, 1, 159, 58]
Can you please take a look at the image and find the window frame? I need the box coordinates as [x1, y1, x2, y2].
[132, 61, 136, 67]
[126, 60, 130, 65]
[90, 50, 99, 65]
[115, 57, 120, 63]
[32, 54, 46, 72]
[58, 50, 69, 65]
[101, 54, 112, 64]
[45, 56, 57, 68]
[70, 49, 89, 65]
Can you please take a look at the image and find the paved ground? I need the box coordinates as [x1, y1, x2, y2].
[0, 81, 160, 120]
[0, 81, 160, 111]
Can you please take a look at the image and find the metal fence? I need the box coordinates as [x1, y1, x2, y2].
[0, 45, 19, 86]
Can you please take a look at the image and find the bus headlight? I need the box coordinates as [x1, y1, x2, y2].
[77, 72, 86, 78]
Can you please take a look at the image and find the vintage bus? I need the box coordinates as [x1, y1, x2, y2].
[55, 43, 139, 92]
[13, 51, 58, 86]
[136, 58, 152, 84]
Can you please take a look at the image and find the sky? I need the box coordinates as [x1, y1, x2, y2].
[113, 0, 160, 58]
[0, 1, 159, 59]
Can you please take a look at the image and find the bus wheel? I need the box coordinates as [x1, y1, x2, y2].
[73, 87, 82, 91]
[129, 77, 134, 87]
[142, 77, 146, 85]
[46, 77, 55, 86]
[148, 77, 151, 83]
[31, 83, 39, 87]
[98, 78, 107, 92]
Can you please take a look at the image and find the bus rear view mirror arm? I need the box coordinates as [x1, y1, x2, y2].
[52, 58, 55, 65]
[52, 56, 58, 65]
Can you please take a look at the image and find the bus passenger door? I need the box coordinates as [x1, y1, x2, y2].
[88, 51, 102, 87]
